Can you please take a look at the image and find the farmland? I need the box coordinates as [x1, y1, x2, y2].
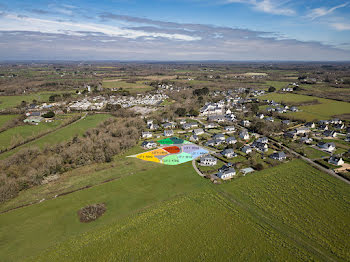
[260, 93, 350, 121]
[0, 160, 349, 261]
[102, 80, 154, 93]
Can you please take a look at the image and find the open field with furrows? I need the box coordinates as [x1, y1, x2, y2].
[0, 115, 18, 128]
[0, 114, 112, 160]
[0, 159, 349, 261]
[260, 93, 350, 121]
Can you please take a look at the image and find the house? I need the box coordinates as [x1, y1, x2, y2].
[328, 156, 344, 166]
[252, 141, 268, 153]
[317, 142, 336, 152]
[205, 139, 216, 147]
[208, 115, 225, 123]
[239, 130, 249, 140]
[282, 120, 290, 125]
[212, 134, 226, 141]
[241, 120, 250, 127]
[305, 122, 315, 128]
[199, 155, 217, 166]
[323, 130, 337, 138]
[300, 137, 313, 144]
[205, 123, 217, 129]
[141, 141, 157, 149]
[275, 107, 285, 114]
[164, 130, 174, 137]
[193, 128, 204, 136]
[141, 131, 153, 139]
[265, 117, 274, 122]
[345, 135, 350, 142]
[290, 106, 298, 112]
[226, 137, 237, 145]
[319, 124, 328, 131]
[224, 126, 235, 132]
[257, 113, 264, 119]
[162, 122, 176, 129]
[334, 123, 345, 130]
[190, 135, 199, 142]
[241, 145, 252, 154]
[270, 151, 286, 161]
[257, 137, 268, 144]
[295, 127, 309, 135]
[241, 167, 255, 175]
[221, 148, 237, 158]
[183, 122, 198, 130]
[23, 116, 44, 124]
[217, 167, 236, 180]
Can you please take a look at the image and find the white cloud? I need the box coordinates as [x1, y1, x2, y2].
[226, 0, 295, 16]
[307, 2, 349, 20]
[0, 13, 201, 41]
[331, 22, 350, 31]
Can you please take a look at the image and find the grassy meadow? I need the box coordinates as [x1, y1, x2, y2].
[0, 114, 111, 159]
[0, 115, 18, 128]
[260, 93, 350, 121]
[102, 80, 154, 93]
[0, 159, 349, 261]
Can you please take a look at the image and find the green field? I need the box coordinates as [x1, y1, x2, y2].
[0, 115, 18, 128]
[260, 93, 350, 121]
[102, 80, 153, 93]
[0, 119, 63, 151]
[0, 159, 349, 261]
[0, 114, 111, 160]
[0, 92, 75, 109]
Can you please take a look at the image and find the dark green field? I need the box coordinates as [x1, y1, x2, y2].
[0, 158, 349, 262]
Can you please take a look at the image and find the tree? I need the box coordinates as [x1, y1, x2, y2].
[20, 101, 27, 108]
[42, 111, 55, 118]
[105, 103, 121, 111]
[175, 107, 186, 117]
[188, 108, 199, 117]
[251, 103, 259, 115]
[268, 86, 276, 92]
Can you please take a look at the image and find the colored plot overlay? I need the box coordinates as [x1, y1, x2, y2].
[135, 137, 208, 165]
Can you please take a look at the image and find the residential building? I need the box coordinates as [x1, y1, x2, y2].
[270, 151, 286, 161]
[328, 156, 344, 166]
[164, 130, 174, 137]
[241, 145, 252, 154]
[221, 148, 237, 158]
[199, 155, 217, 166]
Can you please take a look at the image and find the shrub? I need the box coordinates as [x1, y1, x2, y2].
[77, 203, 106, 223]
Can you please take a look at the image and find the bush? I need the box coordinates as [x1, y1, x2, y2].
[77, 203, 106, 223]
[42, 111, 55, 118]
[268, 86, 276, 92]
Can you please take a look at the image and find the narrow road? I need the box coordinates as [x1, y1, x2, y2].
[192, 158, 205, 177]
[269, 136, 350, 185]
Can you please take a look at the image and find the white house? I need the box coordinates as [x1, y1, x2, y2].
[328, 156, 344, 166]
[224, 126, 235, 132]
[193, 128, 204, 136]
[164, 130, 174, 137]
[141, 141, 157, 149]
[241, 145, 252, 154]
[317, 142, 336, 152]
[270, 151, 286, 161]
[226, 137, 237, 144]
[199, 155, 217, 166]
[221, 148, 237, 158]
[141, 131, 153, 139]
[217, 168, 236, 180]
[239, 130, 249, 140]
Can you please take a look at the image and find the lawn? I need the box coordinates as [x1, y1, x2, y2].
[260, 93, 350, 121]
[0, 115, 18, 128]
[302, 146, 329, 159]
[0, 160, 349, 261]
[0, 114, 112, 159]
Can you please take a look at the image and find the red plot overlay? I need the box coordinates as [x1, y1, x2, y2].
[163, 146, 180, 154]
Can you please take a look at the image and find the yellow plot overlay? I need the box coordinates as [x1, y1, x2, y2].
[136, 148, 169, 163]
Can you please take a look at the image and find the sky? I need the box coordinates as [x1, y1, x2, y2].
[0, 0, 350, 61]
